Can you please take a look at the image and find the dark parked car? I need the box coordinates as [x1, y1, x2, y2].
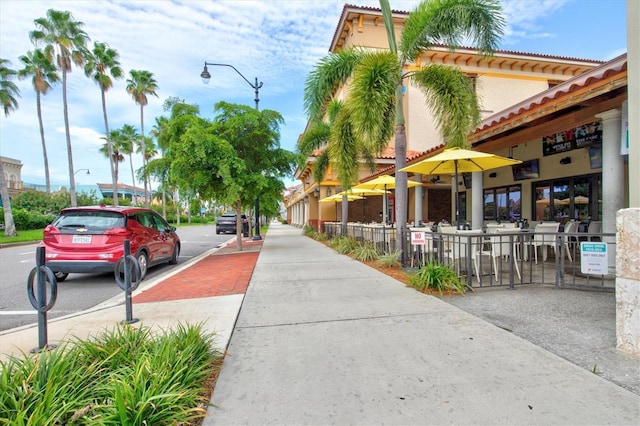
[216, 213, 249, 235]
[40, 206, 180, 282]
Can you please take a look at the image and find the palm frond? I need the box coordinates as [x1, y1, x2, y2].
[328, 108, 360, 190]
[410, 63, 480, 147]
[347, 51, 399, 153]
[312, 150, 330, 185]
[297, 121, 330, 155]
[401, 0, 504, 62]
[303, 48, 366, 122]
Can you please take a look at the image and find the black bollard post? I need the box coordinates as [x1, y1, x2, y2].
[27, 246, 58, 353]
[115, 240, 140, 324]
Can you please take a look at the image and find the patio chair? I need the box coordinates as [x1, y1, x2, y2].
[563, 220, 579, 262]
[489, 228, 521, 281]
[525, 222, 560, 263]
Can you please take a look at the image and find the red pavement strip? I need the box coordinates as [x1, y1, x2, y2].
[133, 242, 261, 304]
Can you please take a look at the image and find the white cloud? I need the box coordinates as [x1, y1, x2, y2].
[1, 0, 626, 189]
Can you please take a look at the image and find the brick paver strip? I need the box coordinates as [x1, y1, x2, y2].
[133, 251, 259, 303]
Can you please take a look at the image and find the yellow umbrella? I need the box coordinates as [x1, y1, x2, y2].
[338, 188, 388, 222]
[400, 147, 522, 225]
[319, 193, 364, 203]
[353, 175, 420, 224]
[319, 193, 364, 222]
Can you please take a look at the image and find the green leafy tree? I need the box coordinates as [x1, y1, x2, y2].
[30, 9, 90, 207]
[18, 48, 60, 194]
[0, 58, 20, 236]
[85, 41, 123, 205]
[304, 0, 504, 255]
[126, 69, 158, 208]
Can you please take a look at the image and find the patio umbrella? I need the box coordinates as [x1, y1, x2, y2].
[353, 175, 420, 224]
[338, 188, 388, 222]
[319, 193, 364, 221]
[400, 147, 522, 226]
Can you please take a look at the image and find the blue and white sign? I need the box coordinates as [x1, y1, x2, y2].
[580, 242, 608, 275]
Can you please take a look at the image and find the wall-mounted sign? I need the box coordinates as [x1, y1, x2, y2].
[543, 120, 602, 156]
[580, 242, 608, 275]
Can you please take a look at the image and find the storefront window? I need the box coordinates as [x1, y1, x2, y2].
[533, 174, 600, 223]
[483, 185, 521, 221]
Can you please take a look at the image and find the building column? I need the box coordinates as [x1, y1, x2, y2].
[596, 109, 624, 274]
[471, 171, 483, 230]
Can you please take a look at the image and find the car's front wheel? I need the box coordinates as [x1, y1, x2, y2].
[169, 243, 180, 265]
[136, 251, 148, 281]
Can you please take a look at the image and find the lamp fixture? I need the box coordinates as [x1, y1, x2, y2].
[429, 175, 440, 183]
[326, 188, 332, 197]
[314, 187, 320, 198]
[74, 168, 90, 175]
[560, 156, 572, 165]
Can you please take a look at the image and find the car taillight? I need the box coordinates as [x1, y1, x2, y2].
[42, 225, 60, 242]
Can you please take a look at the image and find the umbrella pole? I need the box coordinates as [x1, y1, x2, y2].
[455, 161, 460, 228]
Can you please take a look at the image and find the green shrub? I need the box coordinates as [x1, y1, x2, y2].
[0, 323, 220, 425]
[331, 236, 358, 254]
[409, 260, 468, 295]
[352, 241, 379, 261]
[377, 250, 402, 268]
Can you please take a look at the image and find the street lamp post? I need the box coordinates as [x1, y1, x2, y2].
[200, 62, 263, 240]
[74, 169, 90, 175]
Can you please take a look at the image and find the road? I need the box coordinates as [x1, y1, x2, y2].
[0, 224, 232, 332]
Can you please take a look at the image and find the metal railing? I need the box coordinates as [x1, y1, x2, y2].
[322, 223, 615, 291]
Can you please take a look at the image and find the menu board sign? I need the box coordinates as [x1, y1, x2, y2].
[542, 121, 602, 156]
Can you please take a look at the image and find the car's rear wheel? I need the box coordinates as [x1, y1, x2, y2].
[169, 244, 180, 265]
[136, 251, 148, 281]
[53, 271, 69, 282]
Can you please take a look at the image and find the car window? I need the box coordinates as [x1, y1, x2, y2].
[55, 211, 124, 232]
[151, 213, 170, 232]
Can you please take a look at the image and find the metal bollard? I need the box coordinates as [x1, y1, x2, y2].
[115, 240, 141, 324]
[27, 246, 58, 353]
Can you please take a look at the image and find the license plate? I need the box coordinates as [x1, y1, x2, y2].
[72, 235, 92, 244]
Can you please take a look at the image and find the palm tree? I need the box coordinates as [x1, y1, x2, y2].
[30, 9, 90, 207]
[126, 69, 158, 208]
[18, 48, 60, 194]
[85, 41, 123, 205]
[119, 123, 139, 191]
[0, 58, 20, 237]
[136, 136, 157, 201]
[100, 129, 126, 201]
[304, 0, 504, 255]
[150, 115, 170, 217]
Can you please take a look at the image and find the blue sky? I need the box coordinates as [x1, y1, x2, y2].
[0, 0, 627, 191]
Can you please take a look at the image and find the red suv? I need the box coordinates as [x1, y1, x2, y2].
[40, 206, 180, 282]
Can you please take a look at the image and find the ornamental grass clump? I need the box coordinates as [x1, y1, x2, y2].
[376, 250, 402, 268]
[409, 260, 468, 295]
[330, 236, 359, 254]
[352, 241, 379, 261]
[0, 322, 220, 425]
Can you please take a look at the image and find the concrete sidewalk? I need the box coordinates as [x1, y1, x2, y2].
[204, 223, 639, 425]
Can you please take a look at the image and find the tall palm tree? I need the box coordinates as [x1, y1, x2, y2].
[136, 135, 157, 201]
[18, 48, 60, 194]
[85, 41, 123, 205]
[126, 69, 158, 208]
[100, 129, 126, 201]
[304, 0, 504, 255]
[30, 9, 90, 207]
[0, 58, 20, 237]
[150, 115, 170, 217]
[119, 123, 139, 192]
